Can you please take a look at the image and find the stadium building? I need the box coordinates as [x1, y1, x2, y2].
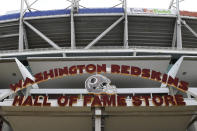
[1, 0, 197, 131]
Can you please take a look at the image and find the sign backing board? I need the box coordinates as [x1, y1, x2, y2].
[27, 56, 171, 89]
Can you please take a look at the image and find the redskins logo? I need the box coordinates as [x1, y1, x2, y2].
[85, 74, 116, 94]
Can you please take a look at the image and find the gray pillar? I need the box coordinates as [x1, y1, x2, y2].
[18, 0, 24, 51]
[176, 0, 182, 49]
[95, 108, 102, 131]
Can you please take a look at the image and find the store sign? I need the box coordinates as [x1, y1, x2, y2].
[128, 8, 176, 15]
[12, 94, 186, 107]
[10, 64, 189, 93]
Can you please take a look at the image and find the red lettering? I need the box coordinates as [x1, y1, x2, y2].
[54, 68, 59, 77]
[175, 95, 186, 105]
[22, 96, 33, 106]
[69, 66, 77, 75]
[34, 72, 43, 83]
[34, 96, 42, 106]
[59, 67, 68, 76]
[86, 64, 96, 74]
[151, 70, 161, 81]
[43, 96, 51, 106]
[23, 77, 34, 87]
[167, 76, 179, 87]
[178, 81, 188, 91]
[83, 95, 92, 106]
[10, 80, 23, 91]
[102, 95, 116, 106]
[111, 65, 120, 74]
[141, 96, 150, 106]
[117, 96, 126, 106]
[69, 96, 78, 106]
[152, 95, 163, 106]
[58, 96, 68, 106]
[164, 95, 176, 106]
[141, 69, 150, 78]
[97, 64, 106, 73]
[162, 74, 168, 83]
[131, 66, 141, 76]
[132, 96, 142, 106]
[43, 70, 54, 80]
[91, 96, 102, 107]
[12, 96, 24, 106]
[77, 65, 85, 74]
[121, 65, 130, 74]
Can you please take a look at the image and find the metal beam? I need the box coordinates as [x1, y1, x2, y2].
[160, 56, 183, 88]
[168, 0, 175, 9]
[182, 20, 197, 38]
[30, 88, 169, 95]
[123, 0, 129, 48]
[84, 16, 124, 49]
[161, 56, 183, 95]
[18, 0, 24, 51]
[24, 0, 32, 12]
[24, 21, 62, 49]
[176, 0, 182, 49]
[172, 21, 177, 47]
[3, 48, 197, 57]
[23, 0, 38, 13]
[0, 34, 18, 39]
[0, 91, 14, 101]
[70, 0, 76, 49]
[15, 58, 39, 89]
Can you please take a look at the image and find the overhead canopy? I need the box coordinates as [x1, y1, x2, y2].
[0, 58, 22, 89]
[176, 56, 197, 87]
[1, 105, 196, 131]
[1, 106, 92, 131]
[104, 106, 196, 131]
[28, 56, 171, 89]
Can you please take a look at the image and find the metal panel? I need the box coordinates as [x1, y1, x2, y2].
[182, 19, 197, 48]
[30, 88, 169, 94]
[128, 16, 176, 47]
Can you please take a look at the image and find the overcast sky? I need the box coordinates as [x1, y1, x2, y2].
[0, 0, 197, 15]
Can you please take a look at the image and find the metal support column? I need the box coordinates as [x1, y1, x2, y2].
[18, 0, 24, 51]
[85, 16, 124, 49]
[123, 0, 129, 48]
[95, 108, 102, 131]
[23, 26, 29, 49]
[172, 22, 177, 47]
[176, 0, 182, 49]
[70, 0, 77, 49]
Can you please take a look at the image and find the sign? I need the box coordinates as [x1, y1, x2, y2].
[12, 94, 186, 107]
[128, 8, 176, 15]
[10, 64, 189, 93]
